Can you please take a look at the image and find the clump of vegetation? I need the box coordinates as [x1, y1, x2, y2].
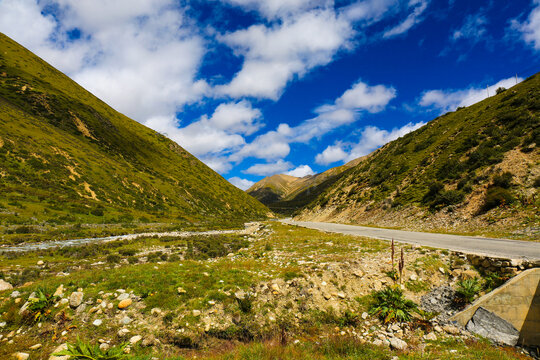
[25, 288, 59, 323]
[480, 173, 516, 213]
[54, 339, 128, 360]
[369, 286, 420, 323]
[236, 294, 254, 314]
[454, 278, 482, 306]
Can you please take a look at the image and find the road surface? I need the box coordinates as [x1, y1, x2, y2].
[281, 219, 540, 261]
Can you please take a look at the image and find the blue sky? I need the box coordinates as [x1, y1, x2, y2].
[1, 0, 539, 189]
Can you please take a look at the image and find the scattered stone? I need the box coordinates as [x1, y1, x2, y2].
[271, 283, 280, 293]
[372, 339, 383, 346]
[53, 285, 64, 297]
[439, 267, 445, 274]
[409, 274, 418, 281]
[389, 337, 407, 350]
[192, 310, 201, 316]
[0, 322, 6, 328]
[423, 332, 437, 341]
[443, 324, 460, 335]
[466, 307, 519, 346]
[337, 292, 346, 299]
[93, 319, 103, 326]
[120, 316, 132, 325]
[30, 343, 42, 350]
[118, 299, 132, 309]
[129, 335, 142, 345]
[12, 353, 29, 360]
[99, 343, 110, 352]
[10, 291, 20, 298]
[0, 279, 13, 291]
[37, 260, 44, 266]
[234, 290, 246, 300]
[118, 328, 130, 337]
[361, 312, 369, 320]
[69, 292, 84, 308]
[177, 287, 186, 294]
[323, 293, 332, 300]
[48, 344, 69, 360]
[117, 293, 130, 301]
[434, 326, 443, 333]
[150, 308, 162, 316]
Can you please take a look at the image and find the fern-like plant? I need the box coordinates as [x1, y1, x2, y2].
[26, 288, 58, 323]
[54, 339, 128, 360]
[369, 286, 419, 323]
[454, 278, 482, 306]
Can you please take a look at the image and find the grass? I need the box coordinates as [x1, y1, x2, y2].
[0, 33, 268, 238]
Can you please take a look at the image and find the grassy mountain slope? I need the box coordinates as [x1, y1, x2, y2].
[0, 33, 268, 237]
[296, 74, 539, 238]
[247, 157, 365, 214]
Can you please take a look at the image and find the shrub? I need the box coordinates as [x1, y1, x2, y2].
[495, 87, 506, 95]
[54, 339, 128, 360]
[369, 286, 419, 323]
[492, 172, 513, 189]
[237, 294, 253, 314]
[105, 254, 121, 264]
[338, 310, 360, 327]
[454, 278, 482, 306]
[127, 256, 138, 264]
[481, 187, 515, 212]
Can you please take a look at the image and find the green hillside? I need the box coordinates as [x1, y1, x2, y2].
[0, 33, 268, 242]
[296, 73, 539, 237]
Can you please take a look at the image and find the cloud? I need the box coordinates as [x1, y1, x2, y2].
[341, 0, 399, 23]
[222, 0, 327, 20]
[243, 160, 293, 176]
[452, 13, 488, 43]
[513, 0, 540, 50]
[383, 0, 429, 38]
[216, 10, 353, 100]
[286, 165, 315, 177]
[315, 144, 348, 165]
[207, 100, 263, 135]
[0, 0, 208, 123]
[228, 176, 255, 190]
[345, 122, 425, 161]
[419, 76, 522, 112]
[315, 121, 425, 165]
[232, 79, 396, 162]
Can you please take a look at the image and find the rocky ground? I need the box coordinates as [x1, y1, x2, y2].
[0, 222, 536, 359]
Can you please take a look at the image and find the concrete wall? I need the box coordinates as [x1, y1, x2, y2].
[451, 268, 540, 347]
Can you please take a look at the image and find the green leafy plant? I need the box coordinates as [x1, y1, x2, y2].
[454, 278, 482, 306]
[25, 288, 58, 322]
[54, 338, 128, 360]
[369, 286, 419, 323]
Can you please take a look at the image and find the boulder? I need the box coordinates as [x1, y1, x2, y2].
[129, 335, 142, 345]
[465, 307, 519, 346]
[118, 299, 132, 309]
[389, 337, 407, 350]
[69, 292, 84, 308]
[12, 353, 29, 360]
[0, 279, 13, 291]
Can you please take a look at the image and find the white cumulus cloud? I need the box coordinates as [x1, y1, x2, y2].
[383, 0, 429, 38]
[286, 165, 315, 177]
[513, 0, 540, 50]
[216, 10, 353, 100]
[315, 144, 348, 165]
[243, 160, 293, 176]
[419, 76, 522, 113]
[228, 176, 255, 190]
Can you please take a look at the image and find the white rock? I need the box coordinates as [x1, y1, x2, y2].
[409, 274, 418, 281]
[117, 293, 130, 301]
[0, 279, 13, 291]
[29, 343, 42, 350]
[13, 352, 29, 360]
[118, 328, 130, 337]
[372, 339, 383, 346]
[120, 316, 132, 325]
[389, 337, 407, 350]
[37, 260, 44, 266]
[11, 291, 21, 298]
[48, 343, 69, 360]
[439, 267, 445, 274]
[69, 292, 84, 308]
[192, 310, 201, 316]
[361, 312, 368, 320]
[424, 332, 437, 341]
[129, 335, 142, 344]
[93, 319, 102, 326]
[99, 343, 110, 351]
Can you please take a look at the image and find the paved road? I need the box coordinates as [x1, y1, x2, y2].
[281, 219, 540, 261]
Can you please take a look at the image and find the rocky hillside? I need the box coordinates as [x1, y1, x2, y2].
[295, 74, 539, 238]
[0, 33, 268, 233]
